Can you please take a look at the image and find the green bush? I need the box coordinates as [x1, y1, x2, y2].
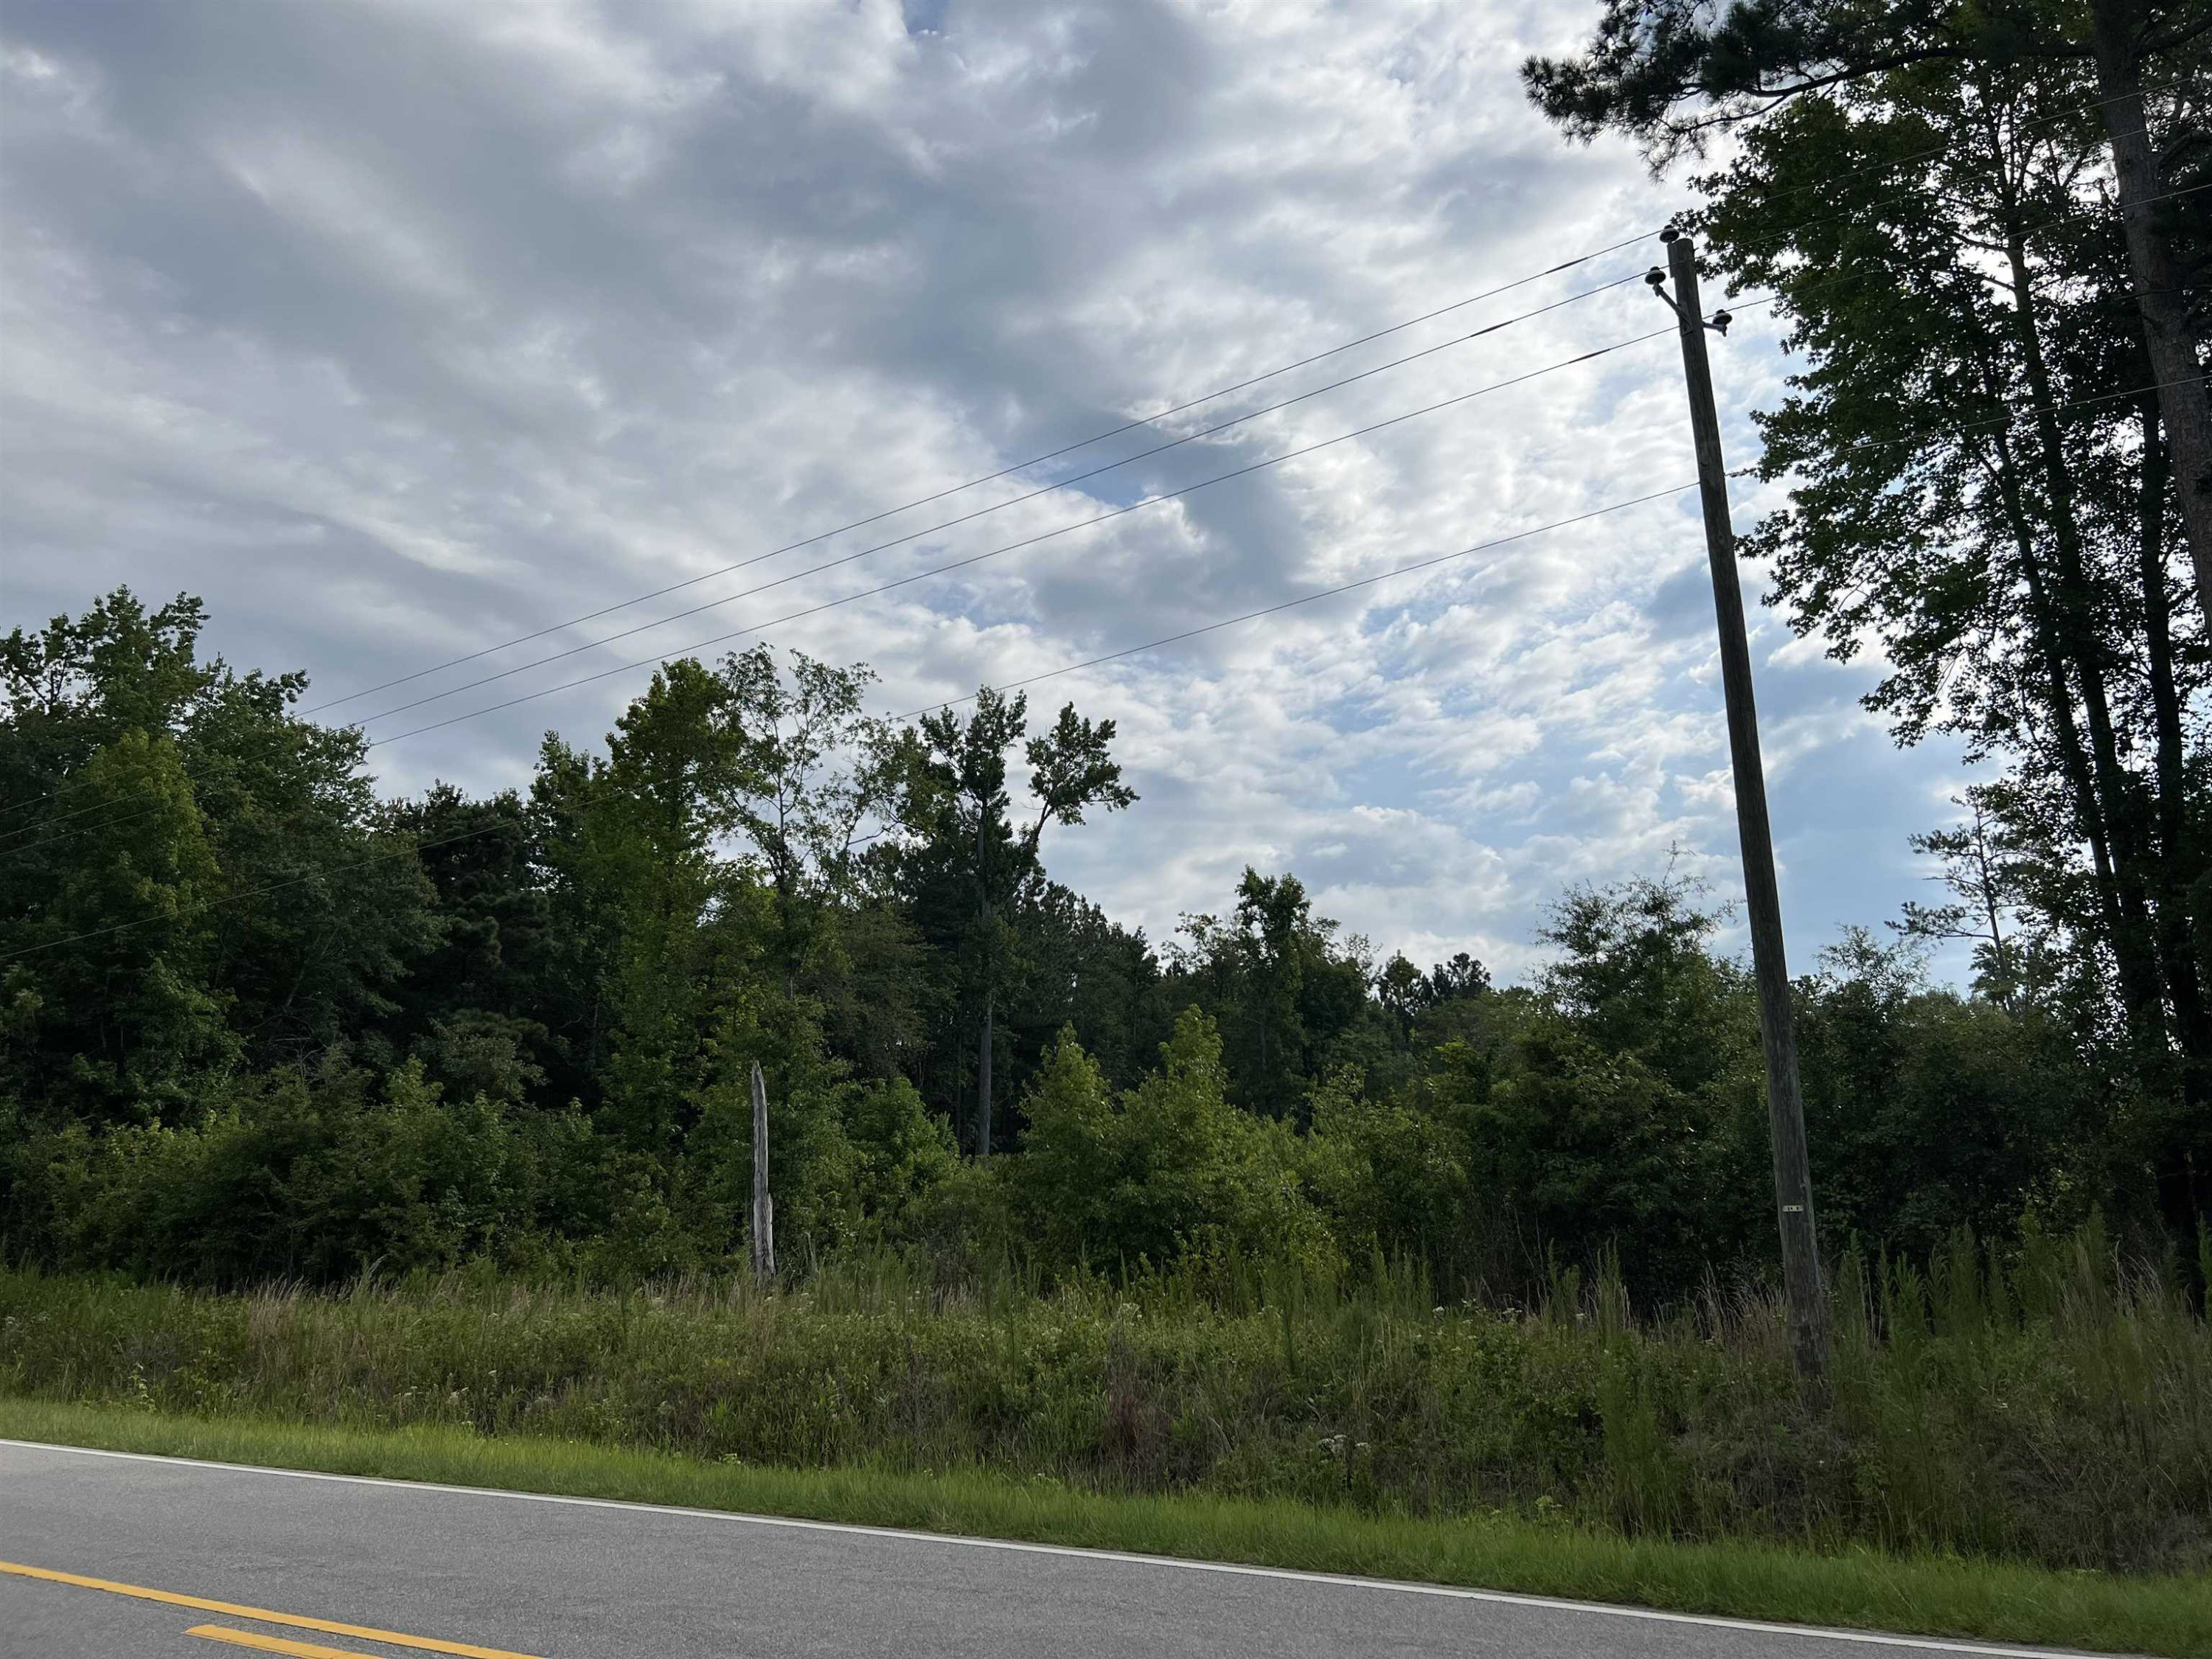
[1010, 1014, 1338, 1276]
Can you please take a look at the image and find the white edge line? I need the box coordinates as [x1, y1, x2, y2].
[0, 1437, 2119, 1659]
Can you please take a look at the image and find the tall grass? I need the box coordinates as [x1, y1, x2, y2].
[2, 1223, 2205, 1576]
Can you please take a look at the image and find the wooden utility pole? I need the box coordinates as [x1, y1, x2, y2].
[1652, 229, 1829, 1385]
[749, 1060, 775, 1283]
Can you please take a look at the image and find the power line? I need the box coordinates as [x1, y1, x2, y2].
[0, 790, 58, 824]
[14, 356, 2199, 907]
[322, 142, 2209, 735]
[0, 790, 145, 845]
[885, 375, 2210, 724]
[13, 159, 2195, 846]
[0, 796, 170, 852]
[889, 484, 1701, 723]
[8, 314, 1690, 858]
[342, 273, 1653, 729]
[301, 246, 1663, 718]
[362, 325, 1686, 750]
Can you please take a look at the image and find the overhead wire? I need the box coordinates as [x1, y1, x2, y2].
[359, 323, 1691, 750]
[299, 241, 1663, 717]
[311, 85, 2201, 730]
[880, 369, 2211, 729]
[17, 352, 2202, 853]
[886, 484, 1703, 724]
[0, 796, 171, 852]
[12, 68, 2177, 766]
[339, 272, 1654, 729]
[10, 304, 1691, 845]
[361, 175, 2194, 745]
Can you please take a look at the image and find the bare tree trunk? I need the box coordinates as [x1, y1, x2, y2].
[2140, 403, 2205, 1027]
[1964, 801, 2014, 1008]
[750, 1060, 775, 1283]
[2092, 0, 2212, 620]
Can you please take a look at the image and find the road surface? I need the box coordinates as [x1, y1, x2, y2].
[0, 1439, 2104, 1658]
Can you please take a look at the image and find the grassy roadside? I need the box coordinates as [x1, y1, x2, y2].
[4, 1397, 2204, 1658]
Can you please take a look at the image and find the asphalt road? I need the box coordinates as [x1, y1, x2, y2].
[0, 1439, 2107, 1659]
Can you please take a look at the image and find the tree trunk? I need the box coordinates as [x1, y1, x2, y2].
[2004, 229, 2171, 1048]
[749, 1060, 775, 1284]
[1966, 801, 2015, 1009]
[2140, 402, 2206, 1034]
[2138, 402, 2212, 1237]
[1980, 399, 2137, 998]
[2091, 0, 2212, 623]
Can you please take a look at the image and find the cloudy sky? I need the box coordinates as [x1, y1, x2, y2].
[0, 0, 1972, 983]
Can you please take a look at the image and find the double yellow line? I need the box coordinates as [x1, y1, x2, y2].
[0, 1559, 544, 1659]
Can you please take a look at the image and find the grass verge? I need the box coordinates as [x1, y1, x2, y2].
[4, 1397, 2203, 1657]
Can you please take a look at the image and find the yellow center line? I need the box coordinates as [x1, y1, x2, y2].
[0, 1560, 546, 1659]
[189, 1625, 385, 1659]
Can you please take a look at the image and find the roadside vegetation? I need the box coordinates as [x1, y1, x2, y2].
[4, 1228, 2208, 1655]
[5, 1221, 2208, 1577]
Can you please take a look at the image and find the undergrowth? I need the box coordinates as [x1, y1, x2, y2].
[2, 1220, 2205, 1576]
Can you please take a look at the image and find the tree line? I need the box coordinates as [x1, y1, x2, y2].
[0, 585, 2180, 1296]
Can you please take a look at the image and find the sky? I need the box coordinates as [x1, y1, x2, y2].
[0, 0, 1975, 985]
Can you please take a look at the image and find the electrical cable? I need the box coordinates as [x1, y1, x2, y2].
[361, 325, 1686, 750]
[300, 246, 1661, 717]
[14, 351, 2201, 908]
[11, 119, 2199, 841]
[888, 484, 1701, 723]
[344, 279, 1656, 730]
[20, 358, 2205, 856]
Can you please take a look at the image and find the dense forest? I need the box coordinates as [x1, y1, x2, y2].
[3, 0, 2207, 1307]
[0, 580, 2187, 1301]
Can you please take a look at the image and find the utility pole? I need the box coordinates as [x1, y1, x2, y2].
[1649, 229, 1829, 1386]
[750, 1060, 776, 1284]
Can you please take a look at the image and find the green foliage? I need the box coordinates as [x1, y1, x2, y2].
[4, 1221, 2204, 1578]
[1012, 1016, 1337, 1276]
[1, 585, 2199, 1320]
[1166, 867, 1396, 1118]
[0, 1056, 596, 1284]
